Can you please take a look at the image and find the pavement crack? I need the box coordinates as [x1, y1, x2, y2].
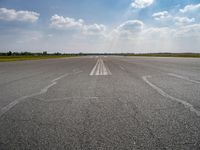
[143, 75, 200, 117]
[0, 70, 82, 117]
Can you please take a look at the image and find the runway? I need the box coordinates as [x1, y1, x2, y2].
[0, 56, 200, 149]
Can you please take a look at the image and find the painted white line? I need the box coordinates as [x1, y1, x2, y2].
[90, 58, 112, 76]
[105, 65, 112, 75]
[101, 59, 111, 75]
[90, 59, 99, 76]
[100, 59, 103, 75]
[102, 60, 107, 75]
[168, 73, 200, 84]
[0, 70, 82, 117]
[103, 59, 112, 75]
[100, 59, 104, 75]
[96, 59, 101, 75]
[142, 75, 200, 117]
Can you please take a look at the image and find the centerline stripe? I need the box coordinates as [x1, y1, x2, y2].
[90, 58, 112, 76]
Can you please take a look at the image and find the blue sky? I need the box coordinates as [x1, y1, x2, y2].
[0, 0, 200, 53]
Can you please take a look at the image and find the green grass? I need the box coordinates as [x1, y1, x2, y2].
[125, 53, 200, 58]
[0, 55, 71, 62]
[1, 53, 200, 62]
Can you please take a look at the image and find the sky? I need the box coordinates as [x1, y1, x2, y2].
[0, 0, 200, 53]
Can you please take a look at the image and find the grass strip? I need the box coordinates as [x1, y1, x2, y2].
[0, 56, 71, 62]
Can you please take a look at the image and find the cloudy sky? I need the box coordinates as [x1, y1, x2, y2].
[0, 0, 200, 53]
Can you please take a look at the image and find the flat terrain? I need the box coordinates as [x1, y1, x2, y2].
[0, 56, 200, 149]
[0, 56, 69, 62]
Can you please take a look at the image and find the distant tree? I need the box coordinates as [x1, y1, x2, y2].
[7, 51, 12, 56]
[54, 52, 61, 55]
[21, 51, 32, 55]
[43, 51, 47, 55]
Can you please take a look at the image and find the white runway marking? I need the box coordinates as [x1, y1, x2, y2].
[143, 75, 200, 117]
[168, 73, 200, 84]
[90, 58, 112, 76]
[0, 70, 82, 117]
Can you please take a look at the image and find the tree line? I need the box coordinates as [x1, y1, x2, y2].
[1, 51, 200, 57]
[0, 51, 78, 56]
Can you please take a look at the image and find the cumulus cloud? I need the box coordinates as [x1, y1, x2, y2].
[174, 17, 195, 26]
[152, 11, 171, 20]
[50, 14, 106, 36]
[140, 23, 200, 40]
[108, 20, 145, 41]
[108, 17, 200, 51]
[114, 19, 199, 40]
[0, 8, 39, 22]
[152, 10, 195, 26]
[83, 24, 106, 35]
[50, 14, 84, 30]
[180, 3, 200, 13]
[174, 24, 200, 38]
[131, 0, 154, 9]
[142, 27, 174, 38]
[117, 20, 144, 34]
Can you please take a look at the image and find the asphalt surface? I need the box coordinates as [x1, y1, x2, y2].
[0, 56, 200, 150]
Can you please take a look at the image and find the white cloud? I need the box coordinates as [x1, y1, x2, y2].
[108, 20, 145, 41]
[142, 27, 174, 38]
[117, 20, 144, 34]
[174, 17, 195, 26]
[50, 14, 106, 36]
[83, 24, 106, 35]
[152, 11, 171, 20]
[180, 3, 200, 13]
[140, 23, 200, 40]
[0, 8, 39, 22]
[131, 0, 154, 9]
[2, 10, 200, 53]
[152, 10, 195, 26]
[50, 14, 84, 30]
[174, 24, 200, 38]
[107, 18, 200, 52]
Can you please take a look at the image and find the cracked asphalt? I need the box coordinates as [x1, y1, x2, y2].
[0, 56, 200, 149]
